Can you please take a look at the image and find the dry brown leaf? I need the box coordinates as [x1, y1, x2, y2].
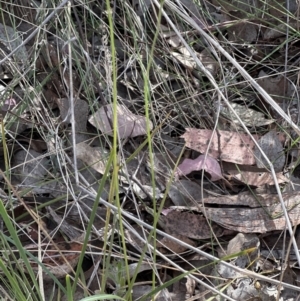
[166, 34, 182, 48]
[125, 225, 162, 253]
[171, 273, 188, 301]
[226, 278, 264, 300]
[263, 21, 299, 40]
[47, 206, 81, 240]
[185, 277, 196, 298]
[41, 42, 60, 68]
[132, 182, 163, 200]
[170, 192, 300, 233]
[182, 128, 258, 165]
[268, 0, 298, 18]
[131, 286, 168, 301]
[89, 104, 153, 138]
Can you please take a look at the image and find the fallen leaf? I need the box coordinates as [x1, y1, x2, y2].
[268, 0, 298, 18]
[89, 104, 153, 138]
[48, 206, 81, 240]
[109, 261, 159, 281]
[170, 273, 189, 301]
[130, 286, 167, 301]
[217, 262, 243, 279]
[125, 225, 161, 254]
[282, 265, 297, 286]
[263, 22, 299, 40]
[182, 128, 258, 165]
[226, 277, 262, 299]
[185, 277, 196, 298]
[176, 154, 222, 181]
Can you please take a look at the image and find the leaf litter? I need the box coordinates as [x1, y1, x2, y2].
[0, 0, 300, 300]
